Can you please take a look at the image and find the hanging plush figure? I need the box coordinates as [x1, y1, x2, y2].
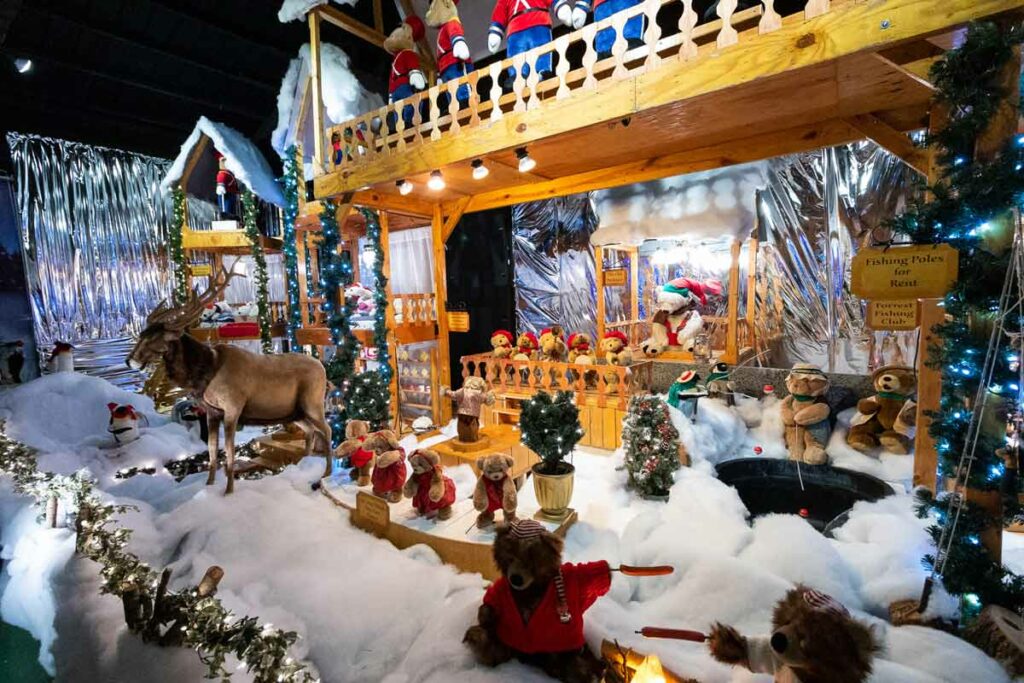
[641, 277, 722, 357]
[568, 0, 645, 57]
[385, 16, 427, 127]
[490, 0, 572, 80]
[426, 0, 474, 103]
[49, 341, 74, 373]
[214, 152, 239, 220]
[107, 403, 141, 445]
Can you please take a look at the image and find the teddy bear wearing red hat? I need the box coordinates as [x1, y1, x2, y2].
[566, 333, 595, 365]
[513, 331, 539, 361]
[539, 325, 568, 362]
[641, 277, 722, 357]
[385, 16, 427, 127]
[601, 330, 632, 366]
[490, 329, 515, 359]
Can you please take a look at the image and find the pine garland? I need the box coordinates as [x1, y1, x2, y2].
[280, 146, 303, 350]
[519, 390, 583, 474]
[622, 395, 681, 498]
[361, 208, 392, 383]
[345, 371, 392, 430]
[0, 424, 316, 682]
[884, 21, 1024, 613]
[169, 186, 188, 306]
[241, 188, 273, 353]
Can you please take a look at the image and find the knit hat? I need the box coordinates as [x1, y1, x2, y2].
[518, 332, 538, 350]
[604, 330, 628, 346]
[790, 363, 826, 378]
[405, 15, 426, 41]
[491, 329, 514, 345]
[508, 519, 545, 539]
[801, 588, 850, 617]
[567, 333, 590, 350]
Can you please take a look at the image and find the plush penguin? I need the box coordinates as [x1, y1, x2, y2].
[49, 342, 74, 373]
[107, 403, 141, 444]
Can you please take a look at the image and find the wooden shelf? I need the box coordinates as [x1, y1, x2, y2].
[182, 226, 283, 255]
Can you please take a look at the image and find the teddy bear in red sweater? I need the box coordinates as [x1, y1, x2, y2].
[403, 449, 457, 519]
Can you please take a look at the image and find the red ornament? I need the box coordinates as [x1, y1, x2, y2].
[763, 385, 775, 394]
[798, 508, 809, 518]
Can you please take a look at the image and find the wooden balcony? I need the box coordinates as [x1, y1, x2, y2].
[313, 0, 1023, 213]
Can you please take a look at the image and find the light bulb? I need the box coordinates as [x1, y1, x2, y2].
[516, 147, 535, 173]
[396, 179, 413, 196]
[13, 58, 31, 74]
[472, 159, 489, 180]
[428, 170, 445, 191]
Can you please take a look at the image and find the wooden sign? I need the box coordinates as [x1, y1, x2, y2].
[447, 311, 470, 333]
[851, 244, 958, 300]
[603, 268, 628, 287]
[354, 492, 390, 536]
[189, 263, 212, 277]
[867, 300, 920, 330]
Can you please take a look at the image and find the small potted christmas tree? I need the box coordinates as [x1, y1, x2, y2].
[622, 394, 682, 501]
[519, 390, 582, 520]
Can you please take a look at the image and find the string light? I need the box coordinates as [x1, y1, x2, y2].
[241, 188, 273, 353]
[169, 186, 188, 305]
[280, 146, 303, 349]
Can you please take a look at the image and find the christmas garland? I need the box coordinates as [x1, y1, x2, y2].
[169, 186, 188, 306]
[240, 188, 273, 354]
[0, 424, 315, 682]
[361, 208, 392, 383]
[884, 21, 1024, 614]
[280, 146, 303, 350]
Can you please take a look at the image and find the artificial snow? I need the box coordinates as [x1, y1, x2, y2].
[0, 373, 1013, 682]
[161, 116, 286, 207]
[278, 0, 357, 24]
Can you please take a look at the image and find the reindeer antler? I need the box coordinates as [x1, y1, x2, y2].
[147, 261, 246, 331]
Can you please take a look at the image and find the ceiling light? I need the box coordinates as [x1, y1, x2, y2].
[471, 159, 489, 180]
[396, 179, 413, 196]
[516, 147, 535, 173]
[13, 58, 32, 74]
[427, 170, 445, 191]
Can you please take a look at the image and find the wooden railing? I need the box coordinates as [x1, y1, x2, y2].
[325, 0, 827, 177]
[394, 292, 436, 326]
[461, 353, 653, 411]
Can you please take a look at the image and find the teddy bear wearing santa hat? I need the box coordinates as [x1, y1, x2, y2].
[641, 277, 721, 357]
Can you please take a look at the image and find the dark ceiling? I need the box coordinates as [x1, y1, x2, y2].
[0, 0, 395, 172]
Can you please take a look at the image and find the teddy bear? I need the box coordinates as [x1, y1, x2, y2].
[385, 16, 427, 127]
[562, 0, 645, 56]
[780, 364, 832, 465]
[601, 330, 632, 366]
[472, 454, 519, 528]
[539, 325, 568, 362]
[640, 277, 722, 357]
[847, 365, 917, 455]
[403, 448, 457, 519]
[566, 333, 595, 365]
[371, 442, 407, 503]
[443, 376, 496, 443]
[463, 519, 611, 682]
[490, 0, 575, 81]
[425, 0, 474, 104]
[709, 585, 878, 683]
[335, 420, 399, 486]
[491, 329, 515, 359]
[514, 331, 539, 361]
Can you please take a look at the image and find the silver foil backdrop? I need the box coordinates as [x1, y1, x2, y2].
[7, 132, 174, 388]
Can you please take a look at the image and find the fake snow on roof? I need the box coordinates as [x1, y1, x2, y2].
[272, 42, 384, 157]
[591, 161, 769, 246]
[277, 0, 358, 23]
[161, 117, 285, 207]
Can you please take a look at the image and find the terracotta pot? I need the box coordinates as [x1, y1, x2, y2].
[532, 463, 574, 520]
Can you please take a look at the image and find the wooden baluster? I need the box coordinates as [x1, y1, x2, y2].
[489, 62, 504, 123]
[394, 103, 407, 153]
[467, 70, 481, 127]
[678, 0, 698, 61]
[554, 36, 571, 100]
[759, 0, 782, 33]
[429, 85, 442, 141]
[804, 0, 829, 19]
[449, 79, 462, 135]
[411, 92, 425, 143]
[512, 54, 527, 113]
[610, 12, 629, 79]
[618, 367, 627, 410]
[716, 0, 738, 49]
[371, 106, 386, 158]
[526, 52, 541, 111]
[643, 0, 662, 72]
[582, 25, 599, 90]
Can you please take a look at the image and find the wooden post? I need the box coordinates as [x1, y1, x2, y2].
[432, 205, 453, 421]
[308, 10, 326, 174]
[913, 298, 944, 493]
[595, 246, 606, 343]
[379, 211, 401, 429]
[725, 240, 742, 363]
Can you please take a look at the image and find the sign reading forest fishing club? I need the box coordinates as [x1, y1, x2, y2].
[851, 244, 958, 300]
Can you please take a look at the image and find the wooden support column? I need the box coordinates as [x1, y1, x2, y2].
[379, 211, 400, 429]
[725, 240, 742, 363]
[308, 11, 326, 174]
[746, 239, 759, 355]
[595, 247, 606, 343]
[432, 204, 453, 421]
[913, 299, 944, 493]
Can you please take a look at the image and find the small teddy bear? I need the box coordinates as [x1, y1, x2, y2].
[472, 454, 519, 528]
[335, 420, 396, 486]
[371, 442, 407, 503]
[567, 332, 595, 364]
[443, 376, 496, 443]
[847, 365, 917, 454]
[602, 330, 633, 366]
[709, 585, 877, 683]
[780, 364, 832, 465]
[539, 325, 568, 362]
[513, 331, 538, 361]
[403, 448, 457, 519]
[491, 329, 515, 359]
[384, 16, 427, 127]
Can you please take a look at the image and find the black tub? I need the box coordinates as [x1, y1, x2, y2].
[715, 458, 894, 533]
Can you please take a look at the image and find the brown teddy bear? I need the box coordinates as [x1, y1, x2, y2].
[513, 332, 538, 361]
[473, 454, 519, 528]
[334, 420, 376, 486]
[491, 329, 515, 359]
[403, 448, 457, 519]
[443, 376, 496, 443]
[463, 519, 611, 682]
[371, 442, 407, 503]
[566, 333, 595, 365]
[780, 364, 832, 465]
[709, 585, 878, 683]
[847, 365, 917, 454]
[539, 325, 568, 362]
[601, 330, 633, 366]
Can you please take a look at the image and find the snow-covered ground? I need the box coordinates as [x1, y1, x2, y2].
[0, 374, 1011, 682]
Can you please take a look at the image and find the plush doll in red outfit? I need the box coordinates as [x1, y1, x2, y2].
[214, 152, 239, 220]
[334, 420, 397, 486]
[473, 454, 519, 528]
[426, 0, 474, 103]
[513, 331, 539, 361]
[371, 441, 408, 503]
[490, 0, 576, 79]
[385, 16, 427, 127]
[641, 277, 722, 357]
[464, 519, 610, 682]
[403, 449, 457, 519]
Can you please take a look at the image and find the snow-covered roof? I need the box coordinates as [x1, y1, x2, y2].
[591, 162, 770, 246]
[278, 0, 357, 23]
[272, 42, 384, 158]
[161, 117, 285, 207]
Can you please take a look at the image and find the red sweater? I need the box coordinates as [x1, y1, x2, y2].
[216, 169, 238, 194]
[436, 19, 470, 72]
[349, 435, 374, 469]
[388, 49, 422, 94]
[372, 451, 407, 493]
[483, 561, 611, 654]
[490, 0, 553, 40]
[483, 476, 507, 513]
[412, 469, 457, 513]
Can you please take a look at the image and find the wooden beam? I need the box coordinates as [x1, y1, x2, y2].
[317, 5, 387, 48]
[595, 247, 606, 343]
[180, 134, 209, 189]
[308, 11, 327, 173]
[746, 238, 758, 353]
[373, 0, 384, 33]
[446, 118, 861, 214]
[873, 40, 946, 90]
[352, 189, 436, 218]
[628, 246, 639, 331]
[441, 197, 471, 243]
[431, 205, 453, 421]
[845, 113, 930, 175]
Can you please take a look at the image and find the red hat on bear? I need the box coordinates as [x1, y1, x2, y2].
[567, 333, 589, 350]
[604, 330, 628, 346]
[519, 332, 538, 349]
[405, 15, 426, 41]
[491, 329, 514, 345]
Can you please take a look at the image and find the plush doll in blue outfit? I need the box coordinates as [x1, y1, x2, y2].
[567, 0, 646, 58]
[490, 0, 576, 80]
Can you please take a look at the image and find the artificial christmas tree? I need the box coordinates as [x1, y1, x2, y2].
[622, 394, 682, 500]
[345, 371, 392, 431]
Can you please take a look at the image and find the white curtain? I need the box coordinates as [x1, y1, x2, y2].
[388, 227, 435, 294]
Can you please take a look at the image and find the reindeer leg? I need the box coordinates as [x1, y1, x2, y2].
[306, 416, 333, 478]
[222, 414, 239, 495]
[205, 415, 221, 486]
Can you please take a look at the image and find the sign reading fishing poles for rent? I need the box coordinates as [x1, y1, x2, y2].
[851, 244, 958, 300]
